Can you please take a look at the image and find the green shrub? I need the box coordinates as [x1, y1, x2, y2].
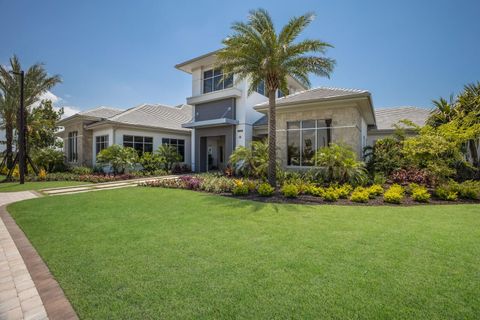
[314, 143, 368, 185]
[458, 180, 480, 200]
[139, 152, 163, 173]
[411, 186, 431, 202]
[435, 186, 458, 201]
[367, 184, 384, 198]
[71, 166, 93, 175]
[334, 184, 353, 199]
[323, 188, 339, 202]
[32, 147, 67, 172]
[97, 144, 138, 174]
[282, 184, 299, 198]
[350, 187, 370, 203]
[232, 184, 249, 196]
[257, 183, 275, 197]
[384, 184, 405, 204]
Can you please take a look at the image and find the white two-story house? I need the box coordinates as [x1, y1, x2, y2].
[176, 50, 305, 172]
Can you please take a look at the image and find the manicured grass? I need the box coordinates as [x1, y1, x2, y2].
[8, 188, 480, 319]
[0, 180, 89, 192]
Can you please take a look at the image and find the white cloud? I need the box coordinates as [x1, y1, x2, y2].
[36, 91, 81, 118]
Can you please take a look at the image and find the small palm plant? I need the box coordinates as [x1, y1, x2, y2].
[216, 9, 335, 186]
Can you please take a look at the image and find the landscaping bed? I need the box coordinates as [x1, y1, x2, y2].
[227, 192, 480, 206]
[140, 174, 480, 206]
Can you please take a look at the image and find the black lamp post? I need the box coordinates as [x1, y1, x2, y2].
[9, 70, 26, 184]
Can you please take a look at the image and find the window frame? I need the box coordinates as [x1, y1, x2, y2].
[286, 119, 332, 167]
[95, 135, 109, 155]
[162, 138, 185, 162]
[123, 135, 153, 155]
[68, 131, 78, 163]
[203, 68, 233, 94]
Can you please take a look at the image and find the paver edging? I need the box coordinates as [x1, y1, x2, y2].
[0, 205, 78, 320]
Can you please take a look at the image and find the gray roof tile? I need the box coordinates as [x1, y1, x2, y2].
[79, 106, 124, 118]
[106, 104, 192, 131]
[255, 87, 369, 107]
[374, 106, 431, 130]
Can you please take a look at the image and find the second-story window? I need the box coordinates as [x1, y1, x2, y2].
[256, 80, 265, 96]
[203, 69, 233, 93]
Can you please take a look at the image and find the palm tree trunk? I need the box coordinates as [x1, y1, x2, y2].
[267, 89, 277, 187]
[5, 121, 14, 169]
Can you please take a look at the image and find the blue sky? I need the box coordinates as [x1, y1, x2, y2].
[1, 0, 479, 113]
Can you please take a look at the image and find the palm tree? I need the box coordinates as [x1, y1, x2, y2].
[427, 95, 457, 128]
[216, 9, 335, 186]
[0, 55, 61, 169]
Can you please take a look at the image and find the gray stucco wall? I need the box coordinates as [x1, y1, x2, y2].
[195, 98, 236, 121]
[195, 126, 236, 172]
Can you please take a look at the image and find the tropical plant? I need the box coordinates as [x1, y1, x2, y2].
[139, 152, 163, 174]
[157, 144, 181, 172]
[0, 55, 61, 169]
[96, 144, 138, 174]
[31, 147, 66, 172]
[427, 95, 457, 128]
[314, 143, 367, 185]
[365, 137, 405, 176]
[229, 139, 277, 178]
[216, 9, 335, 186]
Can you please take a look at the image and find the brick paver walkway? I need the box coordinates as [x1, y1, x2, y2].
[0, 191, 48, 320]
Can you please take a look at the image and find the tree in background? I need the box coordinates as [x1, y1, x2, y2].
[28, 99, 64, 150]
[0, 55, 61, 168]
[216, 9, 335, 187]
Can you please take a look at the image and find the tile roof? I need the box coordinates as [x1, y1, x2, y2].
[104, 104, 192, 131]
[255, 87, 369, 107]
[78, 106, 124, 118]
[374, 106, 431, 130]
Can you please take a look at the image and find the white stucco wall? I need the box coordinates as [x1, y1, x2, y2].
[0, 129, 5, 152]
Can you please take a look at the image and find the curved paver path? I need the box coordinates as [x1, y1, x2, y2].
[0, 191, 77, 320]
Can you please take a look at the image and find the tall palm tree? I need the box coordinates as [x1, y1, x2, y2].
[0, 55, 61, 168]
[216, 9, 335, 186]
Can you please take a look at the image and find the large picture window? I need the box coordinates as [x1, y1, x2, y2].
[162, 138, 185, 162]
[287, 119, 331, 166]
[95, 135, 109, 155]
[203, 69, 233, 93]
[123, 135, 153, 155]
[68, 131, 78, 162]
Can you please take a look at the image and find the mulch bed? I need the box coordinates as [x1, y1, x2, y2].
[225, 193, 480, 206]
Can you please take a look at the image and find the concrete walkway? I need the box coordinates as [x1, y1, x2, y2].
[40, 175, 178, 196]
[0, 191, 48, 320]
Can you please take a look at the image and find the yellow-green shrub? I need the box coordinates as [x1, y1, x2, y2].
[323, 188, 339, 202]
[257, 183, 275, 197]
[350, 187, 370, 203]
[411, 186, 431, 202]
[384, 184, 405, 204]
[38, 168, 47, 181]
[282, 184, 299, 198]
[335, 184, 352, 199]
[367, 184, 384, 198]
[305, 185, 324, 197]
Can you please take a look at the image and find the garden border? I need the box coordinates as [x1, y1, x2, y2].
[0, 205, 78, 320]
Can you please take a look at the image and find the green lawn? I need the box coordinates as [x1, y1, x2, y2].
[0, 180, 89, 192]
[8, 188, 480, 319]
